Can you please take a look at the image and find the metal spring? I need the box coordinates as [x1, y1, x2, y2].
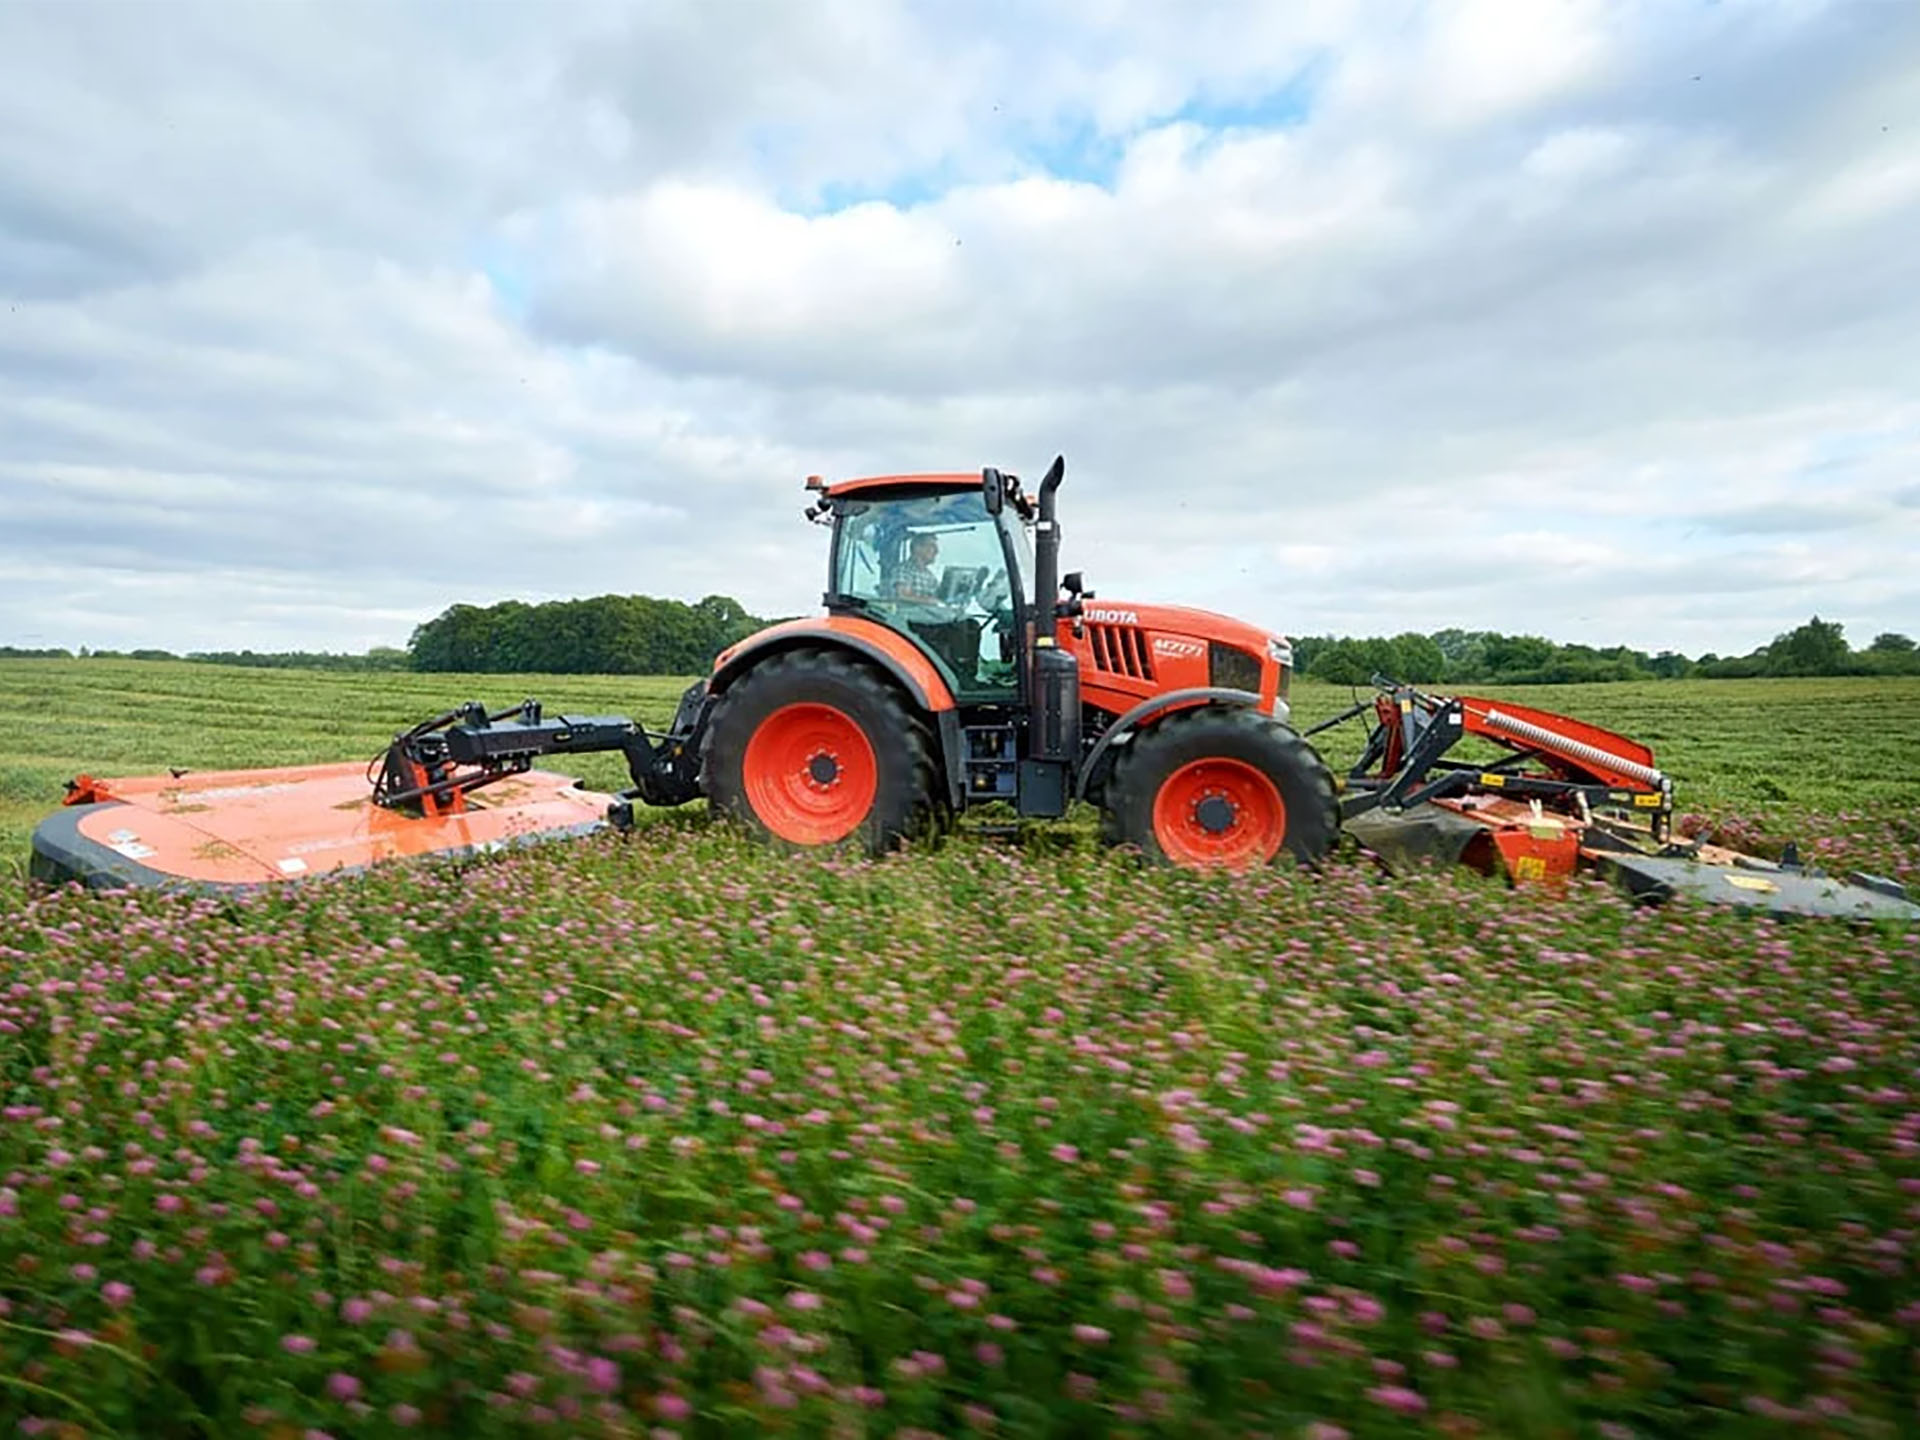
[1481, 707, 1666, 789]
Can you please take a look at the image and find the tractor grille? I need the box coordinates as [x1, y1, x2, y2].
[1086, 623, 1155, 681]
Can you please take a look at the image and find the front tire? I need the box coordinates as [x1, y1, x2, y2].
[702, 649, 939, 855]
[1101, 706, 1338, 871]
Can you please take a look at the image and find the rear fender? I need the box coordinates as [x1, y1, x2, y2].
[711, 619, 957, 713]
[1075, 687, 1262, 800]
[706, 621, 965, 810]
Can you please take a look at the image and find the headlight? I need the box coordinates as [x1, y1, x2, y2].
[1267, 637, 1293, 705]
[1209, 643, 1263, 694]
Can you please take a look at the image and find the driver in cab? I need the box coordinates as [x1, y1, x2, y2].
[893, 532, 941, 603]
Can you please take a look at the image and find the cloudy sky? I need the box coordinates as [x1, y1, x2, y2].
[2, 0, 1916, 659]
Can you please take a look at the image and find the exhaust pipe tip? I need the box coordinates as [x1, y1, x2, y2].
[1039, 454, 1065, 498]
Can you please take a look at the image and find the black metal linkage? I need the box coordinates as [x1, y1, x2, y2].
[1342, 770, 1669, 822]
[1340, 767, 1475, 821]
[1337, 698, 1467, 818]
[373, 701, 690, 815]
[372, 760, 531, 809]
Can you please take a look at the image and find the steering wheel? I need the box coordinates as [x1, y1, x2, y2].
[890, 584, 965, 624]
[973, 567, 1017, 628]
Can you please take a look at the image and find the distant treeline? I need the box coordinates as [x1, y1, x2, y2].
[0, 645, 415, 670]
[405, 594, 773, 674]
[7, 609, 1915, 684]
[1, 595, 775, 675]
[1293, 617, 1920, 685]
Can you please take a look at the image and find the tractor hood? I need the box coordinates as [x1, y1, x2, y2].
[1067, 600, 1293, 669]
[1061, 599, 1295, 717]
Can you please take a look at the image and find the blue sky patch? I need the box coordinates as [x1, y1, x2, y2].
[1168, 53, 1329, 136]
[470, 236, 533, 323]
[777, 55, 1330, 217]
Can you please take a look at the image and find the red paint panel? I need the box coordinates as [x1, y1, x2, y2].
[821, 472, 980, 498]
[1488, 826, 1583, 884]
[69, 763, 611, 887]
[1434, 796, 1583, 885]
[1059, 600, 1285, 716]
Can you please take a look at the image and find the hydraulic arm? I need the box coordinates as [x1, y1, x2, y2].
[370, 699, 657, 817]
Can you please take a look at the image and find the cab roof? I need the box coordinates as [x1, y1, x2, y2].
[808, 472, 981, 499]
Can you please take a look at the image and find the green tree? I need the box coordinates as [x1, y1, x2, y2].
[1387, 632, 1447, 683]
[1482, 634, 1555, 677]
[1308, 639, 1376, 686]
[405, 593, 770, 675]
[1869, 632, 1915, 653]
[1288, 635, 1334, 676]
[1764, 616, 1850, 676]
[1429, 629, 1491, 682]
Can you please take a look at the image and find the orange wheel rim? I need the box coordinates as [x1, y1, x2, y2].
[742, 703, 879, 844]
[1150, 757, 1287, 870]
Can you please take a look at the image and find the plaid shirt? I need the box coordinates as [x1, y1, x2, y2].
[895, 560, 938, 599]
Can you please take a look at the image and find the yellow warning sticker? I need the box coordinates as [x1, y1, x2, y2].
[1634, 793, 1663, 808]
[1479, 773, 1506, 787]
[1514, 855, 1549, 881]
[1724, 874, 1779, 894]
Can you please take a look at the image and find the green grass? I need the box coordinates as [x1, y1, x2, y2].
[1, 659, 1917, 1436]
[4, 660, 1916, 871]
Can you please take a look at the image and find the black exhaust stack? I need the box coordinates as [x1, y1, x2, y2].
[1032, 455, 1065, 623]
[1025, 457, 1080, 803]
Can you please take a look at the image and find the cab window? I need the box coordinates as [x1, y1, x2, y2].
[833, 491, 1022, 700]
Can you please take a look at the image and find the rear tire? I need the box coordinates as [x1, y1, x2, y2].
[1101, 706, 1338, 871]
[702, 649, 940, 855]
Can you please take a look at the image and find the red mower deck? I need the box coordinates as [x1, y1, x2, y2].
[31, 762, 614, 893]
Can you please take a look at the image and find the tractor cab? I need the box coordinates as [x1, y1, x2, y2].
[811, 473, 1038, 705]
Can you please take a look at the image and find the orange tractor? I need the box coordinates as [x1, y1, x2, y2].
[672, 459, 1337, 868]
[28, 457, 1920, 921]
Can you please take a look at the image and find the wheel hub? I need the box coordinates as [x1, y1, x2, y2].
[1193, 792, 1237, 834]
[741, 702, 879, 846]
[1150, 754, 1288, 871]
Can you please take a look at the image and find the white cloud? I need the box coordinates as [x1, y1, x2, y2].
[1415, 0, 1612, 126]
[1, 0, 1916, 660]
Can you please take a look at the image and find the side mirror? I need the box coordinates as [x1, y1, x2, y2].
[1063, 571, 1084, 595]
[982, 467, 1003, 515]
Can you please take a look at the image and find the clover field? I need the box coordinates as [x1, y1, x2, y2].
[1, 660, 1917, 1438]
